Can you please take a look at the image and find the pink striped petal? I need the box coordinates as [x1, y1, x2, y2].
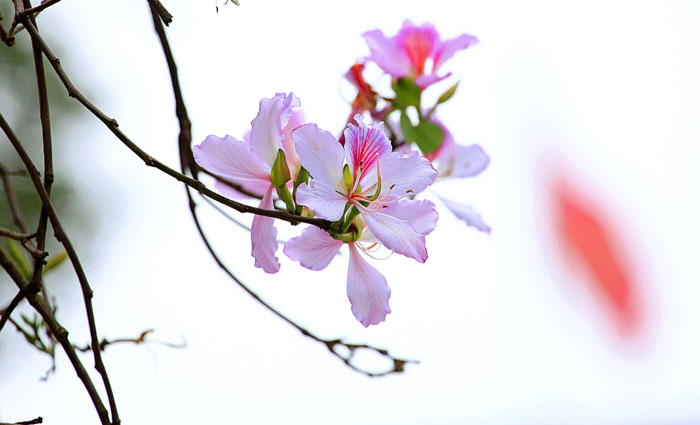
[347, 244, 391, 327]
[193, 135, 270, 183]
[343, 115, 392, 182]
[283, 226, 342, 271]
[251, 186, 280, 273]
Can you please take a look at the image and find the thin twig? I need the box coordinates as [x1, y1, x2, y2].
[0, 247, 110, 425]
[0, 416, 43, 425]
[0, 163, 29, 233]
[147, 4, 413, 377]
[0, 287, 31, 334]
[0, 228, 34, 241]
[17, 18, 335, 232]
[22, 0, 56, 315]
[0, 8, 15, 46]
[18, 0, 62, 18]
[0, 112, 119, 425]
[73, 329, 186, 352]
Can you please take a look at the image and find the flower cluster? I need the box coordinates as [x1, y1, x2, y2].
[194, 21, 489, 327]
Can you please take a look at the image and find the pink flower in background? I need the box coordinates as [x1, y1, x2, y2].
[293, 115, 438, 262]
[193, 92, 301, 274]
[363, 20, 478, 88]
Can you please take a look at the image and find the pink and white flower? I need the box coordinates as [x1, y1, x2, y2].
[193, 92, 301, 274]
[293, 115, 438, 263]
[363, 20, 478, 88]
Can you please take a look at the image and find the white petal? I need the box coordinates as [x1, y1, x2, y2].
[193, 135, 270, 183]
[251, 186, 280, 273]
[378, 150, 438, 198]
[360, 208, 428, 263]
[283, 226, 342, 271]
[440, 196, 491, 234]
[292, 123, 345, 190]
[250, 93, 299, 168]
[347, 244, 391, 327]
[295, 182, 348, 221]
[380, 199, 438, 235]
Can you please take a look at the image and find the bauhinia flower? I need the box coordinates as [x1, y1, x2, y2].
[193, 92, 301, 274]
[363, 20, 478, 88]
[293, 114, 439, 263]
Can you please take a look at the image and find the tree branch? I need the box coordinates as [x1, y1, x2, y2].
[147, 5, 413, 377]
[146, 0, 172, 26]
[0, 112, 120, 425]
[0, 416, 43, 425]
[0, 163, 29, 234]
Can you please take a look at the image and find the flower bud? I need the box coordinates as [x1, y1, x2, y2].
[270, 149, 292, 187]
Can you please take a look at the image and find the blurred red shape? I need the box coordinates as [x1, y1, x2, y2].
[553, 180, 643, 338]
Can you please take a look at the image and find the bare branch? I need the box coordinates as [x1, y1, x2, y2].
[0, 228, 34, 241]
[0, 163, 29, 233]
[19, 0, 62, 18]
[147, 3, 414, 377]
[0, 112, 120, 425]
[0, 288, 31, 334]
[73, 329, 186, 352]
[0, 416, 43, 425]
[147, 0, 172, 26]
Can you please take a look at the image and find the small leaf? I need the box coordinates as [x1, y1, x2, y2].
[43, 251, 68, 276]
[21, 313, 35, 328]
[400, 112, 416, 144]
[392, 78, 421, 109]
[414, 121, 444, 154]
[436, 81, 459, 106]
[7, 239, 31, 280]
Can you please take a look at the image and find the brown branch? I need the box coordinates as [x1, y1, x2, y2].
[0, 416, 43, 425]
[0, 287, 31, 334]
[18, 0, 62, 18]
[0, 163, 29, 233]
[146, 0, 172, 26]
[147, 3, 413, 377]
[0, 8, 15, 46]
[0, 247, 110, 425]
[17, 17, 335, 232]
[0, 227, 34, 241]
[73, 329, 186, 352]
[21, 0, 56, 314]
[0, 112, 120, 425]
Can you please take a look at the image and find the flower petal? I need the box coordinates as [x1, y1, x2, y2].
[295, 181, 349, 221]
[380, 199, 438, 235]
[377, 150, 438, 198]
[283, 226, 342, 271]
[451, 143, 490, 178]
[362, 29, 412, 78]
[396, 20, 439, 75]
[360, 208, 428, 262]
[193, 135, 270, 183]
[347, 244, 391, 327]
[344, 115, 392, 182]
[414, 72, 451, 89]
[250, 93, 300, 168]
[293, 123, 345, 191]
[251, 186, 280, 273]
[433, 33, 478, 71]
[440, 196, 491, 234]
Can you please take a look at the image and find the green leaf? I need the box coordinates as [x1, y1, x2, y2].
[6, 239, 31, 280]
[42, 251, 68, 276]
[414, 121, 445, 154]
[400, 111, 416, 144]
[392, 78, 421, 109]
[436, 81, 459, 106]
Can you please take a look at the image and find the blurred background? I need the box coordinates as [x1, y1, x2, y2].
[1, 1, 699, 424]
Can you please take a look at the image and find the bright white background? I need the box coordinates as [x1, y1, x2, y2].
[1, 1, 700, 424]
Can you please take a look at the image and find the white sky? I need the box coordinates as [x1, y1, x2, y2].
[2, 1, 700, 424]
